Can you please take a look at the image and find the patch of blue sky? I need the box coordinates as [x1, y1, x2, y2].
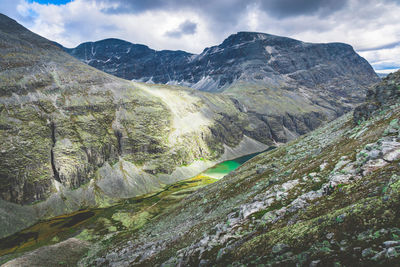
[28, 0, 73, 5]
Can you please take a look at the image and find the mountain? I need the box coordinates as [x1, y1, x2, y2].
[1, 12, 399, 267]
[65, 32, 380, 144]
[65, 32, 378, 94]
[80, 70, 399, 266]
[0, 14, 268, 238]
[64, 38, 193, 84]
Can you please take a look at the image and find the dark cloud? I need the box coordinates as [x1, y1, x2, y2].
[358, 41, 400, 52]
[101, 0, 251, 25]
[259, 0, 348, 18]
[99, 0, 355, 38]
[165, 20, 197, 38]
[102, 0, 350, 20]
[101, 0, 168, 14]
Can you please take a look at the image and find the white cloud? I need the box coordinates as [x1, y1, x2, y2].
[7, 0, 219, 52]
[359, 45, 400, 73]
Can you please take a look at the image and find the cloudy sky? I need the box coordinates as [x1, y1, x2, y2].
[0, 0, 399, 74]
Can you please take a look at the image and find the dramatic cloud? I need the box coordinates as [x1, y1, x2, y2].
[165, 20, 197, 38]
[260, 0, 348, 18]
[0, 0, 399, 74]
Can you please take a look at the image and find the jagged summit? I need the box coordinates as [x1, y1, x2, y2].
[210, 31, 352, 53]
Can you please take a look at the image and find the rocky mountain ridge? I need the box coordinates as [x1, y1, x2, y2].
[65, 38, 193, 85]
[65, 32, 378, 94]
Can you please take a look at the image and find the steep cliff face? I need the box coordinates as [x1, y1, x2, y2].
[0, 14, 269, 237]
[79, 71, 400, 267]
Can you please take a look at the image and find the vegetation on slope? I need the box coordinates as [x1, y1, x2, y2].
[78, 72, 400, 266]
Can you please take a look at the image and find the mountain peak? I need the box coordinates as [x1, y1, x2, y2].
[72, 38, 150, 50]
[0, 13, 58, 49]
[218, 31, 300, 49]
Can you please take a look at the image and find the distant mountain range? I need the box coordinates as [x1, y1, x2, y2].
[376, 72, 389, 78]
[64, 32, 379, 94]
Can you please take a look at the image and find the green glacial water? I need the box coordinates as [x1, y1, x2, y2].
[203, 151, 266, 179]
[0, 150, 269, 263]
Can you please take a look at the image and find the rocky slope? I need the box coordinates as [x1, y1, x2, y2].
[0, 14, 269, 238]
[66, 32, 380, 144]
[71, 71, 399, 266]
